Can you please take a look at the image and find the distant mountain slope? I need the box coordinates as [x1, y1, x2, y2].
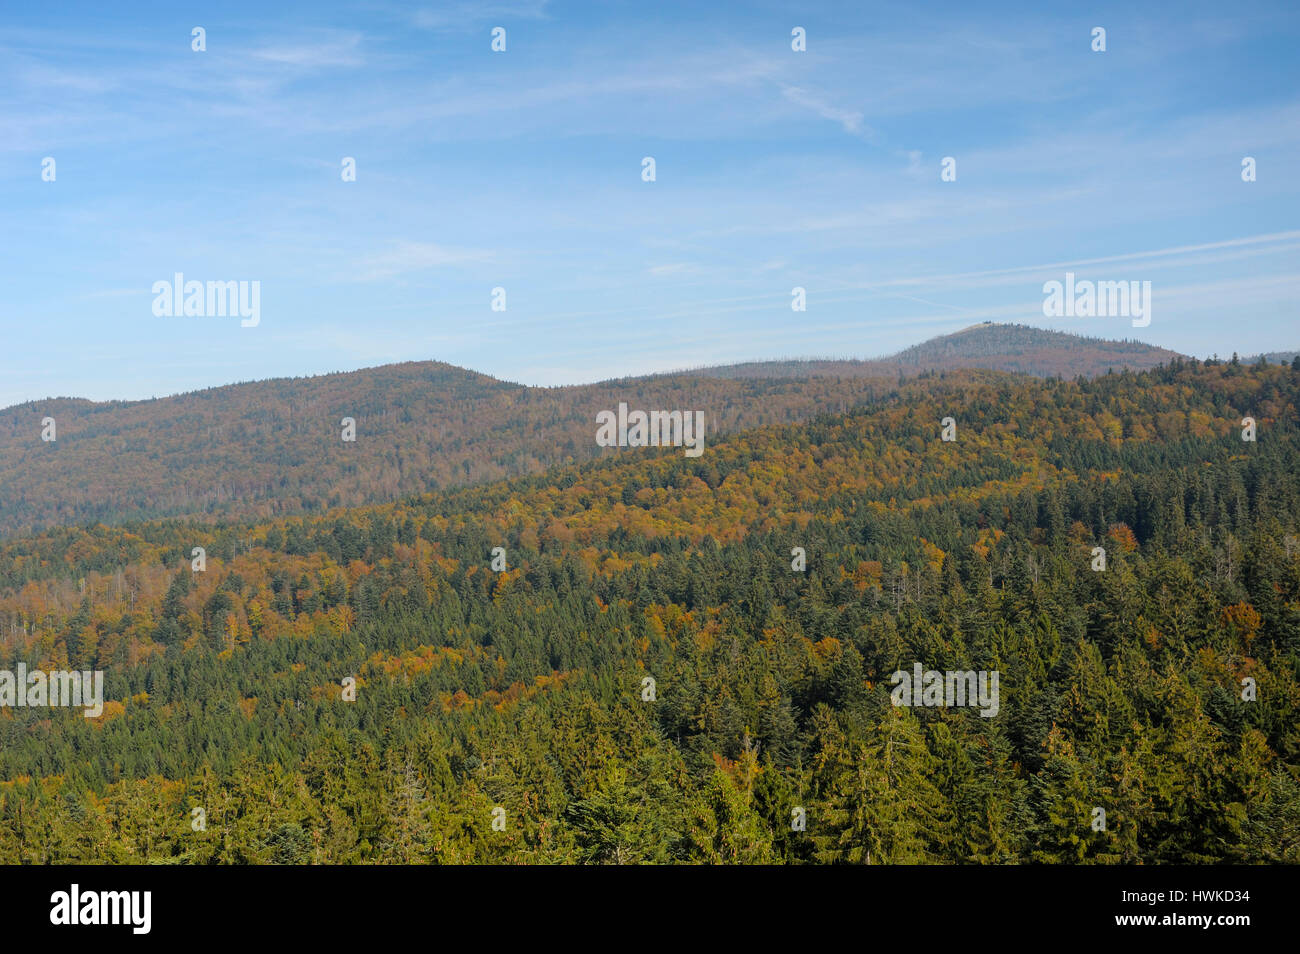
[0, 323, 1189, 537]
[0, 362, 902, 537]
[1249, 350, 1300, 366]
[687, 323, 1183, 379]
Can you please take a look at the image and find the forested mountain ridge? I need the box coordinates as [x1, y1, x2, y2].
[0, 324, 1200, 539]
[684, 323, 1185, 380]
[1, 357, 1297, 863]
[0, 362, 893, 538]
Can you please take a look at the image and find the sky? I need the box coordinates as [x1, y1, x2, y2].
[1, 0, 1297, 406]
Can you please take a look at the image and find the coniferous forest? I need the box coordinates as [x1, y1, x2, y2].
[1, 358, 1297, 864]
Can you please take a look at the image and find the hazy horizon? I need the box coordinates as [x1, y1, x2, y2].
[3, 321, 1290, 408]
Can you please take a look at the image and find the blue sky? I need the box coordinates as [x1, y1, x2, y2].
[1, 0, 1297, 406]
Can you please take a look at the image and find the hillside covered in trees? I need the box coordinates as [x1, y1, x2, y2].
[0, 363, 890, 538]
[0, 325, 1201, 539]
[685, 323, 1184, 380]
[0, 357, 1296, 863]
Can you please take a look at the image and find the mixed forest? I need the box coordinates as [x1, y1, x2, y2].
[0, 357, 1298, 864]
[0, 324, 1178, 538]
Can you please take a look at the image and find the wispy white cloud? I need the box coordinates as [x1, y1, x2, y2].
[647, 263, 702, 277]
[250, 34, 365, 68]
[780, 85, 871, 137]
[353, 242, 495, 281]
